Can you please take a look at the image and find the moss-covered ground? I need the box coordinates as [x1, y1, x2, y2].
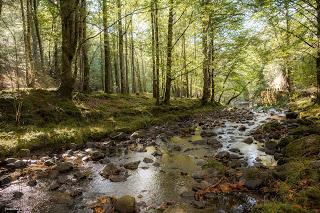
[0, 89, 219, 157]
[252, 97, 320, 212]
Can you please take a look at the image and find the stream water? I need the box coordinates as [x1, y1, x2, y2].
[0, 109, 280, 213]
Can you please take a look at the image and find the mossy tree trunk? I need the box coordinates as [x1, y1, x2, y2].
[102, 0, 113, 93]
[164, 0, 174, 105]
[58, 0, 81, 99]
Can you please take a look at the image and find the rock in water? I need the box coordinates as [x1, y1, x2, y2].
[238, 125, 246, 131]
[143, 157, 154, 163]
[285, 111, 299, 119]
[243, 137, 253, 144]
[90, 150, 105, 161]
[114, 195, 136, 213]
[0, 175, 12, 187]
[124, 161, 140, 170]
[56, 162, 73, 173]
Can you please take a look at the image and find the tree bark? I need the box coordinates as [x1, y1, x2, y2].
[58, 0, 81, 98]
[316, 0, 320, 102]
[201, 16, 211, 105]
[151, 0, 156, 98]
[102, 0, 113, 93]
[32, 0, 44, 71]
[164, 0, 174, 104]
[154, 0, 160, 104]
[130, 16, 137, 93]
[113, 35, 120, 93]
[117, 0, 126, 94]
[81, 0, 90, 92]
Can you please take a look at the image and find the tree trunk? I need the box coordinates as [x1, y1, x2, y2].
[316, 0, 320, 102]
[130, 16, 137, 93]
[136, 57, 143, 93]
[32, 0, 44, 71]
[201, 16, 210, 105]
[284, 0, 292, 93]
[154, 0, 160, 104]
[117, 0, 126, 94]
[102, 0, 113, 93]
[124, 16, 129, 93]
[164, 0, 174, 104]
[81, 0, 90, 92]
[113, 35, 120, 93]
[58, 0, 81, 98]
[151, 0, 156, 98]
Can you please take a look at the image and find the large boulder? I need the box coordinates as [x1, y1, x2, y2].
[114, 195, 136, 213]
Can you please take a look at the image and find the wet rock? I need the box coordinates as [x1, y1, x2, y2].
[99, 157, 111, 164]
[12, 160, 28, 169]
[265, 141, 277, 151]
[192, 200, 206, 209]
[285, 111, 299, 119]
[196, 159, 206, 167]
[207, 138, 222, 148]
[245, 178, 263, 190]
[4, 158, 16, 165]
[109, 175, 127, 182]
[216, 151, 230, 159]
[90, 150, 105, 161]
[229, 148, 241, 153]
[114, 195, 136, 213]
[57, 175, 68, 184]
[56, 162, 73, 173]
[124, 161, 140, 170]
[243, 137, 253, 144]
[153, 162, 160, 167]
[201, 129, 217, 137]
[27, 179, 37, 187]
[238, 125, 246, 131]
[230, 154, 242, 159]
[143, 157, 154, 164]
[100, 163, 125, 178]
[230, 160, 242, 168]
[0, 175, 12, 187]
[152, 150, 163, 157]
[169, 144, 182, 152]
[12, 191, 23, 199]
[44, 159, 55, 166]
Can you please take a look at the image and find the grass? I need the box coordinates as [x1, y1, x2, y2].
[0, 89, 219, 157]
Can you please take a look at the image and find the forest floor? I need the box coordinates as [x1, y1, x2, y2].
[0, 89, 218, 157]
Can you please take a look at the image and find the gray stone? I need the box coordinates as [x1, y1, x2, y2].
[56, 162, 73, 173]
[0, 175, 11, 187]
[243, 137, 253, 144]
[27, 179, 37, 187]
[245, 179, 263, 190]
[109, 175, 127, 182]
[44, 159, 55, 167]
[216, 151, 230, 159]
[143, 157, 154, 163]
[238, 125, 246, 131]
[90, 150, 105, 161]
[124, 161, 140, 170]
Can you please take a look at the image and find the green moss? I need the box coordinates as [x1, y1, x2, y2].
[0, 90, 217, 157]
[283, 135, 320, 159]
[252, 202, 311, 213]
[202, 159, 225, 174]
[296, 187, 320, 209]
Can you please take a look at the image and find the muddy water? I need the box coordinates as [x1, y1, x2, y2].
[0, 110, 278, 213]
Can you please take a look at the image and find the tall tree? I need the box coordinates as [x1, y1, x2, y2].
[81, 0, 90, 92]
[58, 0, 81, 98]
[164, 0, 174, 104]
[154, 0, 160, 104]
[130, 16, 137, 93]
[102, 0, 113, 93]
[117, 0, 126, 94]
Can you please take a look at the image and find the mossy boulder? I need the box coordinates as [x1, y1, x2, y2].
[283, 135, 320, 159]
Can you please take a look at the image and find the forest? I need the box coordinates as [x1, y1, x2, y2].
[0, 0, 319, 212]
